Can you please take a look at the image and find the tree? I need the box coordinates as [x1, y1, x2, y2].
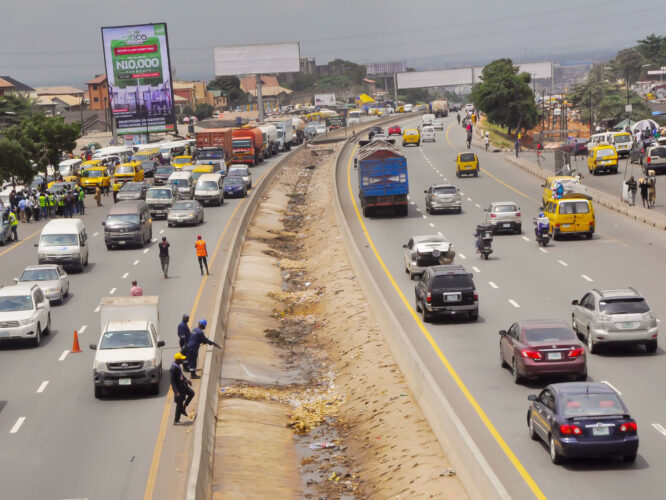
[0, 137, 33, 183]
[635, 34, 666, 64]
[194, 103, 214, 120]
[568, 79, 651, 126]
[0, 93, 37, 128]
[208, 76, 247, 108]
[471, 58, 538, 134]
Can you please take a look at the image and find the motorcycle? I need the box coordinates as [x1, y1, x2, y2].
[533, 219, 550, 247]
[475, 224, 493, 260]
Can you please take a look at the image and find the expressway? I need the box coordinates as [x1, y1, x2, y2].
[0, 153, 286, 500]
[338, 115, 666, 499]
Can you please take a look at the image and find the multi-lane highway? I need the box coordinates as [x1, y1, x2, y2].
[338, 115, 666, 499]
[0, 152, 286, 500]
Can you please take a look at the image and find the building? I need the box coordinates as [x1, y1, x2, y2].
[0, 76, 35, 97]
[34, 86, 85, 115]
[172, 81, 214, 112]
[86, 75, 109, 111]
[239, 75, 293, 110]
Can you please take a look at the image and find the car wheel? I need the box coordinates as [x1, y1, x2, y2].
[571, 315, 579, 336]
[587, 329, 598, 354]
[528, 414, 539, 441]
[149, 383, 160, 396]
[44, 314, 51, 335]
[623, 452, 637, 463]
[500, 347, 508, 368]
[32, 323, 41, 347]
[550, 436, 563, 464]
[512, 359, 523, 384]
[94, 386, 104, 399]
[84, 253, 89, 266]
[646, 340, 658, 353]
[457, 207, 462, 214]
[515, 225, 522, 234]
[425, 205, 430, 214]
[469, 310, 478, 321]
[585, 232, 593, 240]
[421, 302, 432, 323]
[106, 244, 113, 250]
[474, 171, 479, 177]
[64, 284, 69, 298]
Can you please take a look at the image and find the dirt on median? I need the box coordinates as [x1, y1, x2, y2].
[212, 142, 468, 499]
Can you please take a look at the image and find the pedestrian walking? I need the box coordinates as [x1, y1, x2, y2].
[24, 195, 32, 222]
[186, 319, 220, 378]
[130, 280, 143, 296]
[639, 178, 649, 208]
[647, 170, 656, 208]
[194, 235, 209, 275]
[515, 139, 521, 158]
[17, 197, 26, 223]
[158, 236, 170, 278]
[94, 186, 102, 207]
[626, 176, 638, 206]
[8, 209, 18, 241]
[112, 181, 120, 203]
[170, 353, 194, 425]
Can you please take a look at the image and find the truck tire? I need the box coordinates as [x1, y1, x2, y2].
[363, 206, 373, 217]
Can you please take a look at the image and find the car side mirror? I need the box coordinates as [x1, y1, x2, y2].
[89, 344, 97, 350]
[571, 299, 579, 306]
[37, 302, 46, 309]
[101, 221, 106, 226]
[468, 273, 473, 278]
[13, 278, 18, 284]
[157, 340, 165, 347]
[527, 395, 537, 402]
[499, 330, 507, 336]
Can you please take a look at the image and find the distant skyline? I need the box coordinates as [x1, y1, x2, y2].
[1, 0, 664, 86]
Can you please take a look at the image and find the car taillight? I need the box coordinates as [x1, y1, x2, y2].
[555, 223, 560, 228]
[647, 157, 651, 164]
[516, 212, 521, 217]
[490, 213, 496, 218]
[473, 290, 478, 300]
[568, 348, 584, 358]
[620, 421, 637, 432]
[560, 424, 582, 435]
[426, 292, 431, 303]
[589, 221, 594, 227]
[521, 349, 542, 360]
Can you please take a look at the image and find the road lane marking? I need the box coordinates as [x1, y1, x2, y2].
[558, 260, 568, 267]
[122, 272, 129, 279]
[10, 417, 26, 434]
[143, 248, 149, 254]
[429, 222, 435, 227]
[133, 260, 139, 266]
[466, 197, 472, 202]
[652, 423, 666, 437]
[109, 288, 117, 295]
[78, 325, 87, 334]
[472, 266, 480, 273]
[521, 236, 530, 242]
[58, 350, 69, 361]
[36, 381, 49, 393]
[581, 274, 593, 282]
[601, 381, 622, 395]
[458, 253, 466, 260]
[509, 299, 520, 308]
[94, 305, 100, 313]
[539, 247, 548, 253]
[410, 201, 415, 205]
[159, 229, 164, 234]
[459, 191, 464, 195]
[489, 281, 498, 289]
[437, 231, 444, 237]
[93, 232, 99, 237]
[475, 203, 480, 208]
[152, 238, 157, 243]
[422, 215, 427, 219]
[416, 207, 421, 212]
[0, 226, 42, 258]
[346, 142, 545, 500]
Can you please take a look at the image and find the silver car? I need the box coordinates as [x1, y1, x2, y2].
[644, 145, 666, 174]
[424, 183, 462, 214]
[167, 200, 204, 227]
[572, 288, 658, 354]
[403, 235, 455, 279]
[484, 201, 522, 234]
[15, 264, 69, 304]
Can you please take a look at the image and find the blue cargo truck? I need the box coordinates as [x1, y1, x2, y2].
[355, 139, 409, 217]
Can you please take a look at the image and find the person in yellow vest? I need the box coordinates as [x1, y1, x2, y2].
[112, 181, 121, 204]
[194, 235, 209, 275]
[7, 209, 18, 242]
[48, 193, 56, 218]
[38, 192, 48, 220]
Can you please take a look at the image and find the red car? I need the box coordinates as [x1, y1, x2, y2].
[388, 125, 402, 136]
[499, 319, 586, 384]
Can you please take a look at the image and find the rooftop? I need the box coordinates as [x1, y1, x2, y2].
[35, 86, 84, 96]
[86, 74, 107, 85]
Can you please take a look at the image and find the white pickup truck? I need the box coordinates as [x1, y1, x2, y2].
[90, 296, 164, 398]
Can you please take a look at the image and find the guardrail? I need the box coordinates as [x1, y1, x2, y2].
[332, 139, 510, 499]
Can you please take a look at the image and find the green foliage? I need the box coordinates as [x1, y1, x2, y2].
[635, 34, 666, 64]
[471, 58, 538, 134]
[315, 75, 353, 89]
[0, 137, 33, 183]
[281, 59, 366, 93]
[0, 94, 37, 127]
[181, 105, 194, 117]
[284, 73, 316, 91]
[568, 80, 651, 126]
[194, 103, 214, 120]
[207, 76, 246, 107]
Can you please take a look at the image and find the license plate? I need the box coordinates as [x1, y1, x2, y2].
[118, 240, 126, 245]
[0, 332, 8, 338]
[444, 293, 461, 302]
[562, 224, 571, 228]
[548, 352, 562, 360]
[118, 378, 131, 386]
[503, 223, 510, 227]
[621, 322, 638, 329]
[593, 427, 609, 436]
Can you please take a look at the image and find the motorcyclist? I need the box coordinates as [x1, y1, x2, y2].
[534, 212, 550, 238]
[473, 225, 492, 253]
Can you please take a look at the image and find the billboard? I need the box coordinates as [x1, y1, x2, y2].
[214, 43, 300, 76]
[101, 23, 176, 135]
[473, 61, 553, 83]
[314, 94, 336, 107]
[397, 68, 474, 89]
[366, 62, 406, 75]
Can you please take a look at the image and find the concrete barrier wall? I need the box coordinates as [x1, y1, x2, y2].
[332, 140, 510, 500]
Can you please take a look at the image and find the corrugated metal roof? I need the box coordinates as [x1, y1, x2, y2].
[86, 74, 107, 85]
[0, 76, 34, 91]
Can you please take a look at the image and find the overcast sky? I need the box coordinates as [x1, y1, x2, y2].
[1, 0, 664, 87]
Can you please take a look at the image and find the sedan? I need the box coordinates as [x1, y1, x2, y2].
[559, 138, 588, 157]
[484, 201, 521, 234]
[227, 166, 252, 189]
[527, 383, 638, 464]
[167, 200, 204, 227]
[388, 125, 402, 136]
[403, 235, 455, 278]
[223, 176, 247, 198]
[153, 166, 175, 186]
[424, 183, 461, 214]
[432, 119, 444, 131]
[315, 124, 327, 135]
[15, 264, 69, 304]
[116, 181, 149, 201]
[499, 320, 586, 384]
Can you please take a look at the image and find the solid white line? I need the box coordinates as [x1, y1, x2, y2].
[109, 288, 117, 295]
[93, 232, 99, 237]
[10, 417, 26, 434]
[472, 266, 480, 273]
[94, 305, 100, 313]
[539, 247, 548, 254]
[652, 423, 666, 437]
[78, 325, 87, 334]
[429, 222, 435, 227]
[459, 253, 466, 260]
[508, 299, 520, 308]
[601, 380, 622, 395]
[133, 260, 139, 266]
[159, 229, 164, 234]
[58, 350, 68, 361]
[488, 281, 498, 289]
[143, 248, 149, 254]
[36, 381, 49, 393]
[558, 260, 568, 267]
[581, 274, 593, 282]
[521, 236, 530, 242]
[122, 272, 129, 279]
[475, 203, 481, 208]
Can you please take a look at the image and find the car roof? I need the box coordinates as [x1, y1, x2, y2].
[490, 201, 517, 206]
[0, 283, 38, 295]
[549, 382, 616, 396]
[107, 200, 147, 214]
[412, 234, 446, 243]
[430, 183, 456, 189]
[594, 288, 641, 299]
[42, 218, 84, 233]
[518, 319, 569, 329]
[428, 264, 468, 275]
[23, 264, 59, 271]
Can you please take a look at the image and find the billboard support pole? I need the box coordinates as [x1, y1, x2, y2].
[393, 73, 398, 103]
[256, 74, 264, 123]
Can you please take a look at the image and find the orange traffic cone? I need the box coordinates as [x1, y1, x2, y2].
[71, 330, 82, 353]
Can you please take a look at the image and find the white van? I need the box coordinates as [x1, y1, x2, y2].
[36, 219, 89, 271]
[167, 171, 194, 199]
[58, 158, 83, 178]
[347, 110, 362, 126]
[422, 113, 435, 126]
[587, 132, 613, 150]
[194, 173, 224, 206]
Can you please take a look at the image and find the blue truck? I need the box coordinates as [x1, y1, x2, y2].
[355, 139, 409, 217]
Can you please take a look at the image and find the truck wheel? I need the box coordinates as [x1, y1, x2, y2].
[94, 386, 104, 399]
[363, 206, 373, 217]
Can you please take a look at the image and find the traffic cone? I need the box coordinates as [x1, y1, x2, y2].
[71, 330, 82, 353]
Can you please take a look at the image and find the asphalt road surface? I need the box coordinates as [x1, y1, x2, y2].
[338, 115, 666, 500]
[0, 152, 286, 500]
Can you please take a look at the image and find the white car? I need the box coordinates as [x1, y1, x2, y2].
[422, 126, 436, 142]
[0, 283, 51, 346]
[432, 119, 444, 131]
[315, 124, 327, 135]
[404, 104, 414, 112]
[403, 235, 455, 279]
[15, 264, 69, 304]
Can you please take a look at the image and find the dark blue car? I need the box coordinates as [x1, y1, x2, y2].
[527, 382, 638, 464]
[223, 176, 247, 198]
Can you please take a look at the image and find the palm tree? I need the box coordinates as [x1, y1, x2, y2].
[0, 93, 38, 128]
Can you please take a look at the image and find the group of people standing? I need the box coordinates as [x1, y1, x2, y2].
[625, 173, 657, 208]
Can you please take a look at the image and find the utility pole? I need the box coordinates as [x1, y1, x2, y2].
[256, 74, 264, 123]
[589, 86, 593, 136]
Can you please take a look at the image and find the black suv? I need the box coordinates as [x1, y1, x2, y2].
[415, 265, 478, 322]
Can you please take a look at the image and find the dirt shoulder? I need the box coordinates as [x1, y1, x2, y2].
[212, 144, 468, 499]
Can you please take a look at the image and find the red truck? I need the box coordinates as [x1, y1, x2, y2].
[195, 128, 233, 171]
[232, 127, 264, 166]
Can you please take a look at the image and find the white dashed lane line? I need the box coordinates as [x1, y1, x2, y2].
[36, 381, 49, 393]
[143, 248, 149, 254]
[508, 299, 520, 308]
[601, 380, 622, 394]
[159, 229, 164, 234]
[122, 272, 129, 279]
[93, 232, 99, 237]
[488, 281, 498, 289]
[466, 197, 472, 202]
[10, 417, 26, 434]
[521, 236, 530, 242]
[581, 274, 593, 282]
[410, 201, 415, 205]
[78, 325, 87, 334]
[151, 238, 157, 243]
[539, 248, 548, 254]
[558, 260, 568, 267]
[422, 215, 427, 220]
[472, 266, 480, 273]
[416, 207, 421, 212]
[109, 288, 117, 295]
[652, 423, 666, 437]
[133, 260, 139, 266]
[475, 203, 481, 208]
[458, 253, 466, 260]
[58, 350, 69, 362]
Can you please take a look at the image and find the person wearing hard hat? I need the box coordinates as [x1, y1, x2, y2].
[170, 352, 194, 425]
[186, 319, 220, 379]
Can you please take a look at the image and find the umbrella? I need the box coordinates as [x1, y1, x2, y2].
[631, 119, 659, 133]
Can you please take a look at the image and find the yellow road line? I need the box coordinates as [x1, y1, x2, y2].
[346, 144, 546, 499]
[0, 226, 42, 257]
[143, 169, 271, 499]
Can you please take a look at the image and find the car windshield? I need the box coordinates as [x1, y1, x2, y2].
[99, 330, 152, 349]
[121, 183, 142, 192]
[156, 167, 174, 176]
[614, 135, 631, 143]
[81, 170, 103, 178]
[106, 214, 139, 224]
[115, 166, 134, 174]
[233, 140, 252, 148]
[173, 157, 190, 164]
[494, 204, 517, 213]
[197, 181, 218, 190]
[561, 392, 624, 417]
[40, 234, 78, 246]
[147, 189, 172, 199]
[597, 149, 615, 158]
[459, 153, 476, 162]
[228, 169, 246, 176]
[599, 298, 650, 314]
[523, 326, 576, 342]
[142, 161, 157, 169]
[559, 201, 589, 214]
[20, 269, 58, 281]
[58, 166, 73, 174]
[199, 150, 223, 159]
[132, 154, 149, 161]
[224, 177, 243, 186]
[431, 275, 472, 289]
[0, 295, 33, 312]
[159, 147, 171, 154]
[173, 201, 195, 210]
[433, 186, 457, 195]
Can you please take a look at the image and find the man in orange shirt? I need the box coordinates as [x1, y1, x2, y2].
[194, 235, 209, 275]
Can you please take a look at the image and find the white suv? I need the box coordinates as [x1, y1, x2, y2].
[0, 284, 51, 346]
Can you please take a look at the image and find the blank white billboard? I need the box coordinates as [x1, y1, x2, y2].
[397, 68, 473, 89]
[473, 61, 552, 83]
[214, 42, 300, 76]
